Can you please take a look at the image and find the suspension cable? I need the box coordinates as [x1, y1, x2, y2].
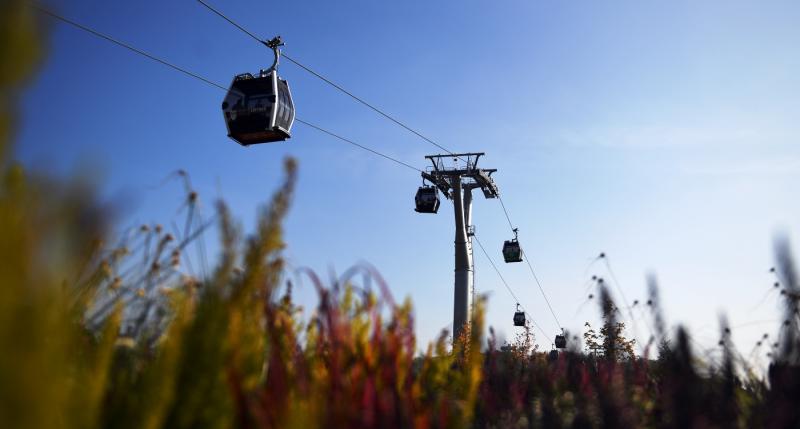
[281, 53, 458, 156]
[195, 0, 462, 159]
[295, 119, 421, 172]
[34, 3, 421, 175]
[196, 0, 264, 44]
[37, 2, 566, 339]
[191, 1, 569, 333]
[474, 234, 551, 343]
[497, 195, 516, 233]
[498, 194, 564, 331]
[191, 2, 572, 330]
[520, 249, 562, 329]
[34, 3, 228, 92]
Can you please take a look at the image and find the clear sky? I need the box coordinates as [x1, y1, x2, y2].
[18, 0, 800, 361]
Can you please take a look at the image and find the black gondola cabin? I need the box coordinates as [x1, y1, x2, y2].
[415, 186, 440, 213]
[513, 310, 526, 327]
[555, 334, 567, 349]
[502, 239, 522, 263]
[222, 69, 295, 146]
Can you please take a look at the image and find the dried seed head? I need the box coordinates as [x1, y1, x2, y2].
[182, 275, 198, 288]
[189, 191, 198, 203]
[115, 336, 136, 349]
[110, 277, 122, 290]
[136, 288, 145, 298]
[140, 224, 150, 232]
[599, 252, 605, 258]
[155, 224, 163, 234]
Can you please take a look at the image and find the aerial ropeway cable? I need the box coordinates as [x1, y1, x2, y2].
[496, 191, 565, 342]
[37, 1, 569, 345]
[473, 233, 552, 344]
[195, 0, 571, 339]
[32, 4, 423, 173]
[195, 0, 471, 164]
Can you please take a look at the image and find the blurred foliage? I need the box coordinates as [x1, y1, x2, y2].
[1, 0, 44, 161]
[4, 1, 800, 428]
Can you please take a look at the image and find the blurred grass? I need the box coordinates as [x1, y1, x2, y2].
[3, 1, 800, 427]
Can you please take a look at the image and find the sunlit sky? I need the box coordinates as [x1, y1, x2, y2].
[18, 0, 800, 361]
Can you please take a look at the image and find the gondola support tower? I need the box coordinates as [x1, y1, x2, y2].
[419, 153, 499, 342]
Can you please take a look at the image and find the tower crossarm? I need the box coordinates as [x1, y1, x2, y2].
[425, 152, 486, 172]
[421, 171, 452, 198]
[473, 169, 499, 198]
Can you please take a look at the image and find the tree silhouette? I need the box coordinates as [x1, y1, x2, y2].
[583, 286, 636, 360]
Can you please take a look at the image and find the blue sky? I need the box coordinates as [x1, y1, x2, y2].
[18, 0, 800, 359]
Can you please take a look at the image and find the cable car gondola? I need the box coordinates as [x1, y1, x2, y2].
[502, 228, 523, 263]
[549, 348, 559, 362]
[414, 185, 440, 213]
[555, 333, 567, 349]
[222, 36, 295, 146]
[513, 303, 525, 327]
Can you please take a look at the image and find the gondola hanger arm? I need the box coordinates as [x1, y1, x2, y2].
[261, 36, 284, 73]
